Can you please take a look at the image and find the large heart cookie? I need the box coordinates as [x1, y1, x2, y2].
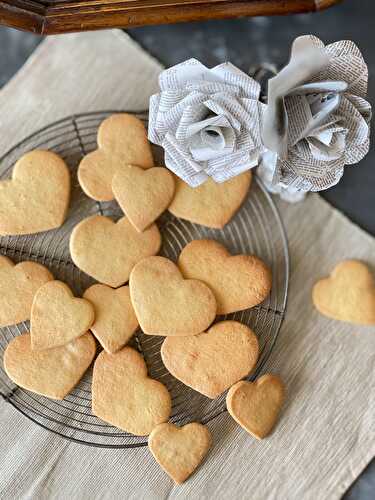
[112, 165, 175, 232]
[0, 150, 70, 235]
[178, 239, 272, 314]
[31, 280, 95, 350]
[129, 256, 216, 336]
[149, 423, 212, 484]
[92, 347, 171, 435]
[226, 374, 285, 439]
[161, 320, 259, 398]
[168, 171, 251, 229]
[312, 260, 375, 325]
[78, 114, 154, 201]
[84, 284, 138, 353]
[0, 256, 53, 327]
[70, 215, 161, 287]
[4, 332, 96, 399]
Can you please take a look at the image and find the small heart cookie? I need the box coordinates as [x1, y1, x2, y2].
[161, 320, 259, 398]
[92, 347, 171, 435]
[0, 256, 53, 327]
[149, 423, 212, 484]
[84, 284, 138, 353]
[168, 171, 251, 229]
[129, 256, 216, 336]
[78, 114, 154, 201]
[226, 374, 285, 439]
[4, 332, 96, 399]
[0, 150, 70, 236]
[312, 260, 375, 325]
[70, 215, 161, 287]
[31, 280, 95, 350]
[112, 165, 175, 232]
[178, 239, 272, 314]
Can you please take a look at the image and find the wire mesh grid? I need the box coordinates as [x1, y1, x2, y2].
[0, 110, 289, 448]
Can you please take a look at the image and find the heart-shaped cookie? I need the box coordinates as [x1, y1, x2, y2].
[312, 260, 375, 325]
[0, 150, 70, 236]
[0, 256, 53, 327]
[148, 423, 212, 484]
[78, 114, 154, 201]
[168, 171, 251, 229]
[84, 284, 138, 353]
[112, 165, 175, 232]
[178, 239, 272, 314]
[31, 280, 95, 350]
[4, 332, 96, 399]
[226, 374, 285, 439]
[129, 256, 216, 336]
[161, 320, 259, 398]
[92, 347, 171, 435]
[70, 215, 161, 287]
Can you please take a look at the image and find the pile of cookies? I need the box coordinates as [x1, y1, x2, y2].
[0, 114, 285, 484]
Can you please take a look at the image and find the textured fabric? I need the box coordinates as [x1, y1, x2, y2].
[0, 30, 375, 500]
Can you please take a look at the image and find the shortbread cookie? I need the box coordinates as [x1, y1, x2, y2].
[129, 256, 216, 336]
[178, 239, 272, 314]
[0, 256, 53, 327]
[70, 215, 161, 287]
[31, 280, 95, 350]
[161, 320, 259, 398]
[312, 260, 375, 325]
[92, 347, 171, 435]
[4, 332, 96, 399]
[84, 284, 138, 353]
[169, 171, 251, 229]
[226, 374, 285, 439]
[78, 114, 154, 201]
[149, 423, 212, 484]
[112, 165, 175, 232]
[0, 150, 70, 236]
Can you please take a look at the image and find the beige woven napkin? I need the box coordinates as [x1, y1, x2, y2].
[0, 30, 374, 500]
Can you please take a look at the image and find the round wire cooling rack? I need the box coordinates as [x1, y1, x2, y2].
[0, 110, 289, 448]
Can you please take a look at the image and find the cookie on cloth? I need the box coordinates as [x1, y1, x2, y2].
[78, 114, 154, 202]
[149, 423, 212, 484]
[0, 256, 53, 327]
[129, 256, 216, 336]
[161, 320, 259, 398]
[168, 171, 251, 229]
[92, 347, 171, 435]
[0, 150, 70, 236]
[178, 239, 272, 314]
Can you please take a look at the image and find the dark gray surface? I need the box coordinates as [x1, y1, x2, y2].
[0, 0, 374, 497]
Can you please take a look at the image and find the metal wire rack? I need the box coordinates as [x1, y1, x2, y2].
[0, 111, 289, 448]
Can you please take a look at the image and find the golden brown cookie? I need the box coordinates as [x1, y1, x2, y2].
[70, 215, 161, 287]
[92, 347, 171, 435]
[168, 171, 251, 229]
[129, 256, 216, 336]
[226, 374, 285, 439]
[178, 239, 272, 314]
[312, 260, 375, 325]
[78, 114, 154, 201]
[84, 284, 138, 353]
[112, 165, 175, 232]
[4, 332, 96, 399]
[149, 423, 212, 484]
[31, 280, 95, 350]
[161, 320, 259, 398]
[0, 150, 70, 236]
[0, 256, 53, 327]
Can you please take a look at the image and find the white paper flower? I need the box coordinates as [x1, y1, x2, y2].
[260, 35, 371, 193]
[148, 59, 265, 187]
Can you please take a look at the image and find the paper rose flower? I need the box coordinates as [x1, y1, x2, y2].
[260, 35, 371, 193]
[148, 59, 265, 186]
